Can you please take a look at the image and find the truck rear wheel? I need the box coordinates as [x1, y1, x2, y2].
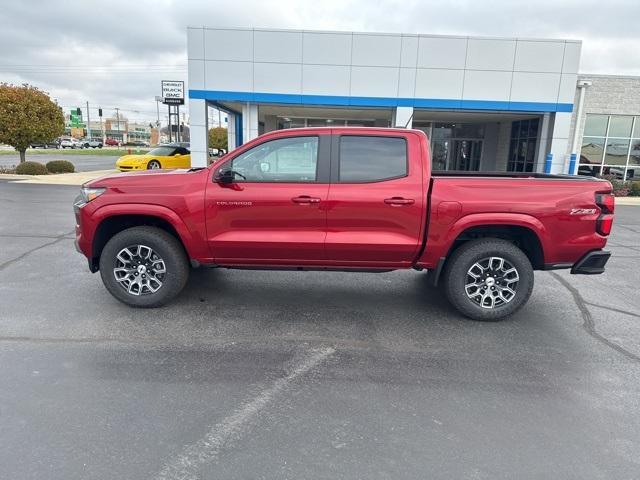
[99, 226, 189, 307]
[442, 238, 534, 321]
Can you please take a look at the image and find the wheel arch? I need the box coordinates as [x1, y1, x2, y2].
[89, 206, 199, 271]
[446, 224, 545, 270]
[429, 214, 547, 287]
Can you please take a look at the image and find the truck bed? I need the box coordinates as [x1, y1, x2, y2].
[431, 171, 599, 181]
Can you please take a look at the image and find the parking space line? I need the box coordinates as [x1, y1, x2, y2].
[155, 346, 335, 480]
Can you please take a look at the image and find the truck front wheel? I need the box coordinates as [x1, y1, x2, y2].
[99, 226, 189, 307]
[442, 238, 534, 321]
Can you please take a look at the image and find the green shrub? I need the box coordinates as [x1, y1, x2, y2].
[15, 161, 48, 175]
[46, 160, 75, 173]
[630, 181, 640, 197]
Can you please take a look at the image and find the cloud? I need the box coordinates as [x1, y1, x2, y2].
[0, 0, 637, 123]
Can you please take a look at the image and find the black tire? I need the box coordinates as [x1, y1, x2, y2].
[147, 160, 161, 169]
[99, 226, 189, 307]
[442, 238, 534, 321]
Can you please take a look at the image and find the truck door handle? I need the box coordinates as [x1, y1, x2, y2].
[384, 197, 415, 206]
[292, 195, 321, 204]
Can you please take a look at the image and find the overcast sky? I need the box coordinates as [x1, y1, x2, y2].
[1, 0, 638, 124]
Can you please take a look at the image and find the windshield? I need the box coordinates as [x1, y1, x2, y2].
[147, 147, 175, 156]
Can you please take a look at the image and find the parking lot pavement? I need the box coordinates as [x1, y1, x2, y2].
[1, 180, 640, 479]
[0, 153, 117, 172]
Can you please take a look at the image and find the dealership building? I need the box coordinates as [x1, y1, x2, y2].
[186, 27, 640, 180]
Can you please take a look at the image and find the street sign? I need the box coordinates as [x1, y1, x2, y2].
[70, 108, 83, 127]
[161, 80, 185, 105]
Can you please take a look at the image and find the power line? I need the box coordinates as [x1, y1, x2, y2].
[0, 63, 187, 67]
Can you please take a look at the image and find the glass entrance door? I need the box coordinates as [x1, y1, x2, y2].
[451, 140, 482, 171]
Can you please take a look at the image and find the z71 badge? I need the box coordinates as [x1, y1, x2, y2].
[570, 208, 597, 215]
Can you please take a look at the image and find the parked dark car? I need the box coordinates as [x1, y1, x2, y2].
[126, 140, 150, 147]
[30, 139, 60, 149]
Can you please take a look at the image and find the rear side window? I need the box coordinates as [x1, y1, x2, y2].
[338, 136, 407, 182]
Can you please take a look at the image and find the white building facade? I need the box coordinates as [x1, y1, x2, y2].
[187, 27, 581, 174]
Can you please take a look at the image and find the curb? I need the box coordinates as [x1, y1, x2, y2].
[0, 170, 118, 186]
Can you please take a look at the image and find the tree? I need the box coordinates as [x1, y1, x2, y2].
[208, 127, 228, 151]
[0, 83, 65, 163]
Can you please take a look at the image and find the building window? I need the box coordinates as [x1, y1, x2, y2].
[277, 117, 385, 129]
[579, 114, 638, 180]
[508, 119, 539, 172]
[429, 122, 484, 171]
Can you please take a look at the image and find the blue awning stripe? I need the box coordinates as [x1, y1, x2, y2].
[189, 89, 573, 113]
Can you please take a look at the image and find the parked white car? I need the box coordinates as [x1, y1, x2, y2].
[60, 138, 82, 149]
[80, 138, 104, 149]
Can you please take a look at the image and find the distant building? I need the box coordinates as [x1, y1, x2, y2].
[186, 27, 639, 180]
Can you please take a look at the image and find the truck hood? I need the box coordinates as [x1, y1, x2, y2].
[85, 168, 205, 188]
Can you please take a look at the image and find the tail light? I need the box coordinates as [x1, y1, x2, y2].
[595, 193, 615, 235]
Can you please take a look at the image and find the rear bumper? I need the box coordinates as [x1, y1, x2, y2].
[570, 250, 611, 275]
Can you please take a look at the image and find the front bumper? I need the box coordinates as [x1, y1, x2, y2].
[116, 164, 145, 172]
[571, 250, 611, 275]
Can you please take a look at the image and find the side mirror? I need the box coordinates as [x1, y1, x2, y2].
[174, 153, 181, 157]
[215, 169, 235, 184]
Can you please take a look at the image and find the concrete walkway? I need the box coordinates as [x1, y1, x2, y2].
[0, 170, 117, 185]
[616, 197, 640, 206]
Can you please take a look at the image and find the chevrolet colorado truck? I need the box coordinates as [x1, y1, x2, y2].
[74, 127, 614, 321]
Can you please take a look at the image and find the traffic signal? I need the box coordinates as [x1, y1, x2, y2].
[98, 108, 103, 117]
[76, 108, 81, 116]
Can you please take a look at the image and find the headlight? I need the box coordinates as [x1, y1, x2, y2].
[80, 187, 106, 203]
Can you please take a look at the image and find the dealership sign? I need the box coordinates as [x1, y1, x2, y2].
[161, 80, 185, 105]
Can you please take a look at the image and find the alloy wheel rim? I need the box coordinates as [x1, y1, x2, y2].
[113, 244, 166, 295]
[149, 161, 160, 169]
[464, 256, 519, 309]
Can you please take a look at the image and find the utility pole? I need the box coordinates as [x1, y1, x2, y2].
[176, 105, 180, 143]
[218, 108, 221, 128]
[115, 108, 121, 145]
[86, 101, 91, 140]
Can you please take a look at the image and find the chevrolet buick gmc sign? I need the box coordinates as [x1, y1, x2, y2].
[161, 80, 185, 105]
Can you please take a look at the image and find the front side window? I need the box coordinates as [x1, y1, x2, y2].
[339, 136, 407, 182]
[148, 147, 176, 156]
[226, 136, 318, 182]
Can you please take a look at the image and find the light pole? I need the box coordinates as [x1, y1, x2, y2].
[569, 80, 592, 175]
[86, 101, 91, 140]
[154, 96, 161, 127]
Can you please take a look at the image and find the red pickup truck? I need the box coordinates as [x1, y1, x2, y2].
[74, 127, 614, 321]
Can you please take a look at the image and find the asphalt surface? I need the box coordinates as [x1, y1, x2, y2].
[0, 152, 118, 171]
[1, 180, 639, 480]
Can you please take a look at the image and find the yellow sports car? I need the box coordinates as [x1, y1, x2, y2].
[116, 145, 191, 171]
